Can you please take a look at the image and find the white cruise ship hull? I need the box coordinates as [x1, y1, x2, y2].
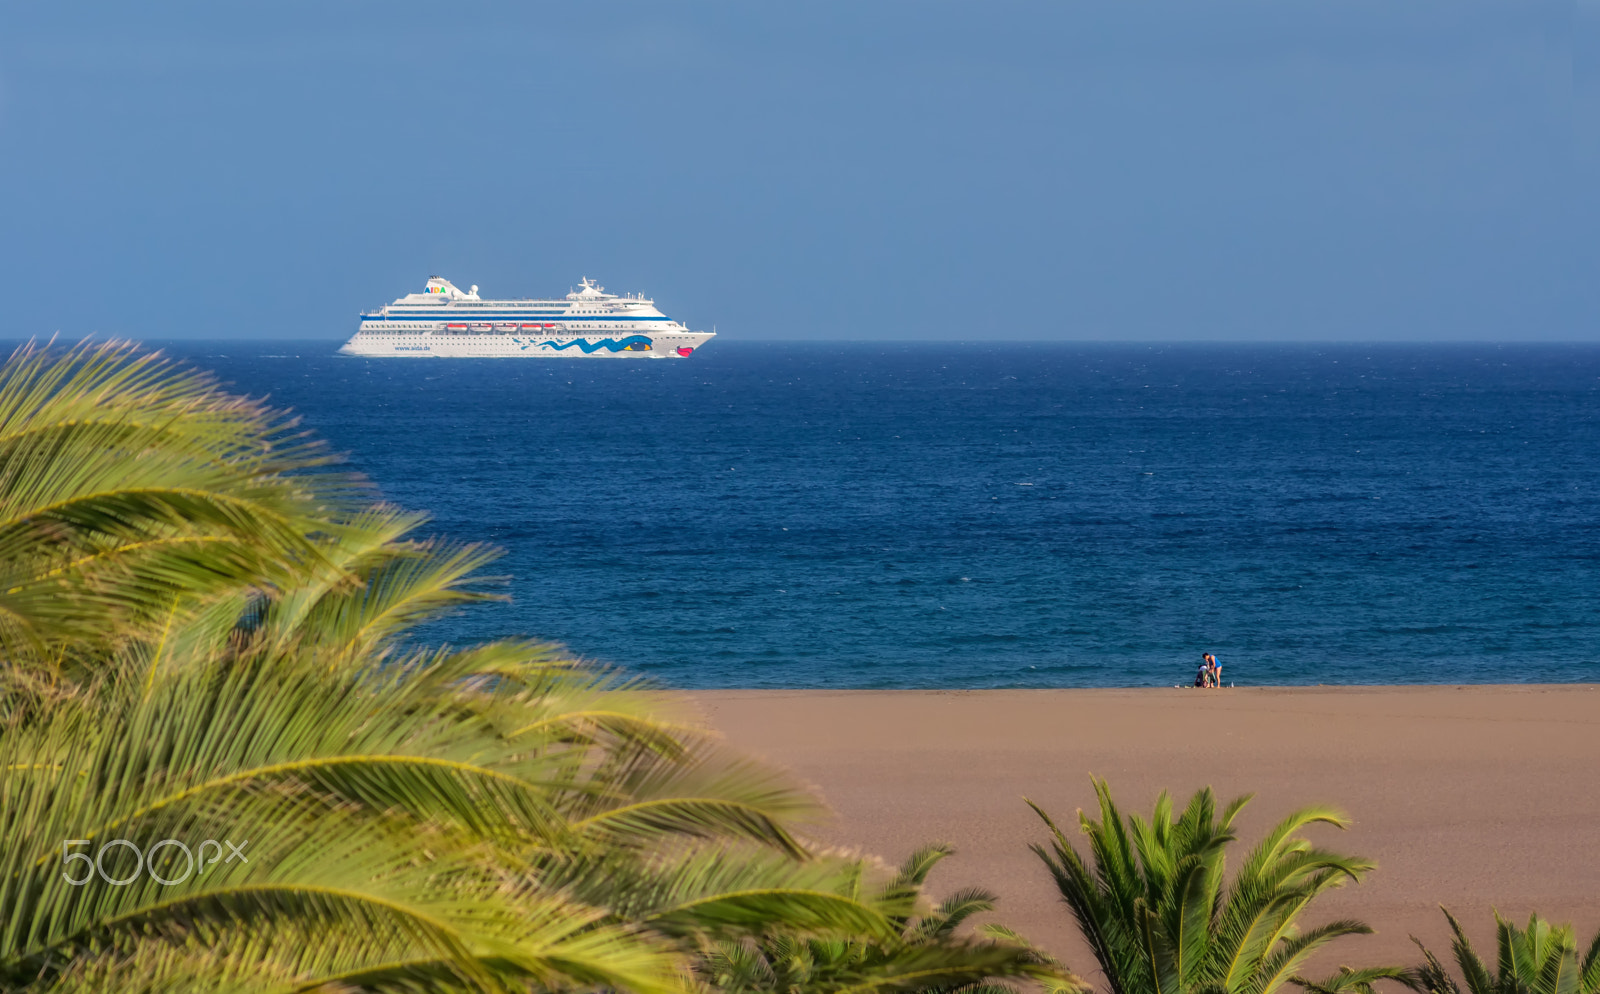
[338, 330, 716, 358]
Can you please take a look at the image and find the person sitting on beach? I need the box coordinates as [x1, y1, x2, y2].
[1195, 657, 1211, 688]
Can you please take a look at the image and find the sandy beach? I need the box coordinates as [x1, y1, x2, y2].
[693, 685, 1600, 974]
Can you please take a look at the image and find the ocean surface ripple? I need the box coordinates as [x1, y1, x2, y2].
[173, 342, 1600, 689]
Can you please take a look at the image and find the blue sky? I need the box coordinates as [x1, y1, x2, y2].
[1, 1, 1591, 340]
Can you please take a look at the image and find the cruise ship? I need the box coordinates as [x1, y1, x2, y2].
[338, 277, 715, 358]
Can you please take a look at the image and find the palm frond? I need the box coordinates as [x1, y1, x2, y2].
[691, 843, 1078, 994]
[1295, 966, 1413, 994]
[1408, 908, 1598, 994]
[0, 339, 362, 688]
[1031, 781, 1392, 994]
[1581, 926, 1600, 994]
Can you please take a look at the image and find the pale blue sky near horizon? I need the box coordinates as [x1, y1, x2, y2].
[2, 1, 1594, 342]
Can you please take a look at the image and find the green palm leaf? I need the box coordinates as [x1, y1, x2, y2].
[1405, 909, 1600, 994]
[1030, 779, 1396, 994]
[693, 843, 1077, 994]
[0, 340, 361, 702]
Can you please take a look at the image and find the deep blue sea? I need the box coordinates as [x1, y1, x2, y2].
[163, 342, 1600, 688]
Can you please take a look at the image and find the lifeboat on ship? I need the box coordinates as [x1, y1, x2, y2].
[494, 322, 517, 331]
[469, 323, 492, 332]
[445, 323, 468, 332]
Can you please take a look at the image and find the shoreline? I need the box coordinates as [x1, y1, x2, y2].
[688, 682, 1600, 693]
[662, 681, 1600, 693]
[691, 685, 1600, 971]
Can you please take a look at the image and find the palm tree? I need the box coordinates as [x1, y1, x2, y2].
[1402, 908, 1600, 994]
[0, 636, 853, 991]
[694, 843, 1079, 994]
[0, 339, 362, 715]
[1027, 778, 1400, 994]
[0, 340, 506, 717]
[0, 341, 916, 991]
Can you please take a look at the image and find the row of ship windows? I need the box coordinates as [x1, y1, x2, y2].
[438, 303, 621, 309]
[443, 303, 568, 309]
[396, 315, 575, 321]
[409, 305, 618, 313]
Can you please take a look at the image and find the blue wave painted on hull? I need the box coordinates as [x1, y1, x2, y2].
[538, 335, 654, 354]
